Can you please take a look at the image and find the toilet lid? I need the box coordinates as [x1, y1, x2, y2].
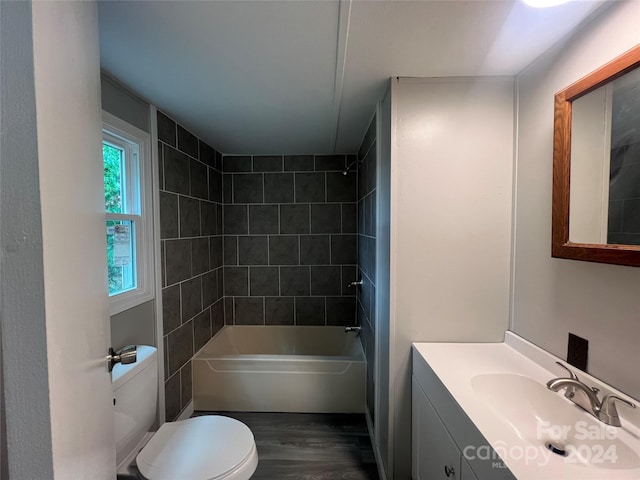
[136, 416, 256, 480]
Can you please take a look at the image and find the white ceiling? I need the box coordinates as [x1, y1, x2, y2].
[98, 0, 607, 154]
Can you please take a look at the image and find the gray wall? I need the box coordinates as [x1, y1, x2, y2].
[357, 117, 377, 422]
[222, 155, 358, 326]
[100, 75, 158, 351]
[513, 0, 640, 399]
[375, 87, 392, 478]
[101, 74, 150, 133]
[0, 2, 55, 478]
[0, 325, 4, 480]
[158, 111, 225, 420]
[110, 300, 156, 349]
[359, 89, 392, 479]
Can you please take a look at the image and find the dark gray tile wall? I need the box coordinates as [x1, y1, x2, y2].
[608, 140, 640, 245]
[158, 110, 224, 421]
[159, 119, 362, 416]
[223, 155, 358, 326]
[357, 115, 377, 423]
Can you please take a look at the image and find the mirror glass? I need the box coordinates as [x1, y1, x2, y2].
[569, 66, 640, 245]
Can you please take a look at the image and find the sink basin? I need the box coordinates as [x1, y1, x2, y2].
[471, 373, 640, 470]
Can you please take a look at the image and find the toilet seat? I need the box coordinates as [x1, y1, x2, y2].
[136, 416, 258, 480]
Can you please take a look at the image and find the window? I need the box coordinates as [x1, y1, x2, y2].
[103, 112, 153, 314]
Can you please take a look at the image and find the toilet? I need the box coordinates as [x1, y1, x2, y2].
[112, 345, 258, 479]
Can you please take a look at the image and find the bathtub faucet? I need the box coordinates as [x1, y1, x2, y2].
[345, 326, 361, 336]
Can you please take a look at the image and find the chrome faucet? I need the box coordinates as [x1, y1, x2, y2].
[599, 395, 636, 427]
[546, 362, 636, 427]
[547, 377, 602, 416]
[345, 326, 361, 336]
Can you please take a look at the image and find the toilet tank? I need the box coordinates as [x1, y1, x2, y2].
[112, 345, 158, 467]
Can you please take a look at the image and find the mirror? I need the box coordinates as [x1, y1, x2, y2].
[552, 44, 640, 266]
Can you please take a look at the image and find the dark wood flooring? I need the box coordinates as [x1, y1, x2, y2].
[194, 411, 380, 480]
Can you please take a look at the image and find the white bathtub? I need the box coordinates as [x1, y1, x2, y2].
[192, 326, 366, 413]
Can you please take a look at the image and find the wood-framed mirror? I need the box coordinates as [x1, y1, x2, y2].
[552, 44, 640, 267]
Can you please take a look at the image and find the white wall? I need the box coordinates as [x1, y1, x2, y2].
[513, 0, 640, 399]
[389, 77, 514, 479]
[32, 1, 116, 478]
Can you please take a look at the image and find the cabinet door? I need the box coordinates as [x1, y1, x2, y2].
[461, 457, 480, 480]
[412, 377, 461, 479]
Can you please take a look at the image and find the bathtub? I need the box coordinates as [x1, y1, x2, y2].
[192, 326, 366, 413]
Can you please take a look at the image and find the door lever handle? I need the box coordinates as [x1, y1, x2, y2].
[108, 345, 137, 372]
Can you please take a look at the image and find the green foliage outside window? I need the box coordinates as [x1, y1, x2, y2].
[104, 143, 124, 294]
[103, 143, 123, 213]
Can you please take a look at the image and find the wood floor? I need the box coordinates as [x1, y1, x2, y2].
[194, 411, 380, 480]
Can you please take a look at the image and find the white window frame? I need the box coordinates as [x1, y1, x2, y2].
[103, 111, 154, 315]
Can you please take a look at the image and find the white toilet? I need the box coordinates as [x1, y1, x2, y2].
[112, 345, 258, 479]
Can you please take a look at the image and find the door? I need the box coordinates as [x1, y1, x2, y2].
[31, 1, 117, 478]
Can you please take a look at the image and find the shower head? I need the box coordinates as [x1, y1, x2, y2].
[342, 158, 361, 176]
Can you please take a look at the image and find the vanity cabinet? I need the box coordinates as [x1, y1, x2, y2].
[460, 459, 479, 480]
[412, 347, 514, 480]
[413, 377, 478, 479]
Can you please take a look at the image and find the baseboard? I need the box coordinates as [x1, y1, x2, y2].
[116, 431, 153, 476]
[364, 408, 387, 480]
[176, 400, 194, 421]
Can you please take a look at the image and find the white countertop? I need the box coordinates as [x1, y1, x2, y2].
[412, 332, 640, 480]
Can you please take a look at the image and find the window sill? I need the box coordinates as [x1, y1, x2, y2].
[109, 288, 154, 316]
